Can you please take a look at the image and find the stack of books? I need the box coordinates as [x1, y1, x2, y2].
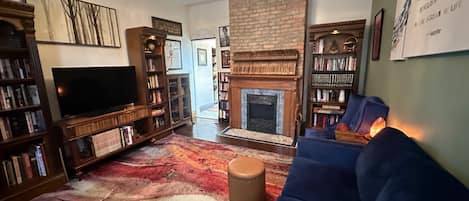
[313, 56, 357, 71]
[312, 74, 354, 87]
[0, 85, 40, 109]
[0, 58, 32, 80]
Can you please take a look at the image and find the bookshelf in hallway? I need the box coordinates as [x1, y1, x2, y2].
[167, 73, 192, 127]
[0, 2, 65, 200]
[218, 72, 230, 122]
[126, 27, 171, 134]
[307, 20, 366, 129]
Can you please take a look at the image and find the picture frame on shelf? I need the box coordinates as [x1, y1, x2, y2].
[372, 9, 384, 60]
[27, 0, 121, 48]
[221, 50, 230, 68]
[219, 25, 230, 47]
[152, 17, 182, 36]
[197, 48, 207, 66]
[164, 39, 182, 70]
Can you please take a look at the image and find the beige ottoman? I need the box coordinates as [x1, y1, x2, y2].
[228, 157, 266, 201]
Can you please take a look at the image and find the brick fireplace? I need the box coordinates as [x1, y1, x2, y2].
[229, 50, 301, 138]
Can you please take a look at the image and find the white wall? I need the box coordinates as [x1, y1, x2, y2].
[192, 39, 216, 113]
[36, 0, 193, 120]
[187, 0, 230, 73]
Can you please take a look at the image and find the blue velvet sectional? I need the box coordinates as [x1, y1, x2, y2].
[278, 127, 469, 201]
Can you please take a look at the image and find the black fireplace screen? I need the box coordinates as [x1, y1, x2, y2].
[247, 94, 277, 134]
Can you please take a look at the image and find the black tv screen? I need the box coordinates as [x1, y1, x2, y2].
[52, 66, 137, 118]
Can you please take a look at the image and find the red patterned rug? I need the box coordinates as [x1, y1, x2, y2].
[33, 134, 292, 201]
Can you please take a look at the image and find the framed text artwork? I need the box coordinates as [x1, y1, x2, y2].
[152, 17, 182, 36]
[164, 39, 182, 70]
[28, 0, 121, 47]
[372, 9, 384, 60]
[221, 50, 230, 68]
[219, 26, 230, 47]
[197, 48, 207, 66]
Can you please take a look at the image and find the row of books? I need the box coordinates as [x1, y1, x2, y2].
[146, 58, 162, 72]
[1, 144, 47, 187]
[219, 91, 228, 101]
[0, 58, 33, 80]
[313, 56, 358, 71]
[312, 89, 347, 103]
[219, 101, 229, 111]
[219, 73, 230, 82]
[0, 85, 40, 110]
[312, 39, 326, 54]
[219, 110, 229, 120]
[312, 74, 354, 87]
[149, 91, 163, 105]
[312, 113, 342, 128]
[220, 82, 229, 91]
[147, 74, 160, 89]
[153, 116, 166, 129]
[0, 110, 46, 141]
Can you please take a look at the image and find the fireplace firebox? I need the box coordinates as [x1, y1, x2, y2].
[247, 94, 277, 133]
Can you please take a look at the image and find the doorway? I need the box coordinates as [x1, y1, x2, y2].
[192, 38, 218, 119]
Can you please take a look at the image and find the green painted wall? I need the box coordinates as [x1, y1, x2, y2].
[366, 0, 469, 187]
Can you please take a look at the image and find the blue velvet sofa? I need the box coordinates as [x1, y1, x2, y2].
[278, 127, 469, 201]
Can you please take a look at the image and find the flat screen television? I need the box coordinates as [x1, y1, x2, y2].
[52, 66, 137, 118]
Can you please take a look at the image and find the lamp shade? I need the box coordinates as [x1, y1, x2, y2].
[370, 117, 386, 137]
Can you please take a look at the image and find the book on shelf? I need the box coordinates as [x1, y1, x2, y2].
[119, 126, 134, 146]
[312, 39, 325, 54]
[313, 56, 357, 71]
[0, 110, 46, 141]
[0, 84, 40, 110]
[151, 108, 165, 116]
[312, 74, 354, 87]
[147, 74, 160, 88]
[1, 143, 48, 187]
[149, 91, 163, 105]
[91, 128, 122, 158]
[312, 113, 341, 128]
[0, 58, 32, 80]
[153, 116, 165, 128]
[313, 107, 345, 115]
[312, 89, 347, 103]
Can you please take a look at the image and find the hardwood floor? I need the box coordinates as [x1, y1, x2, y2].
[174, 117, 296, 156]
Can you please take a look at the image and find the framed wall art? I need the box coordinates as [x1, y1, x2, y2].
[219, 25, 230, 47]
[197, 48, 207, 66]
[221, 50, 230, 68]
[164, 39, 182, 70]
[152, 17, 182, 36]
[28, 0, 121, 47]
[372, 9, 384, 60]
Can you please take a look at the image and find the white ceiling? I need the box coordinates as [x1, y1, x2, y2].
[172, 0, 223, 6]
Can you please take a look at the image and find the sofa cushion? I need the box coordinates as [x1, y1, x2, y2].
[376, 156, 469, 201]
[355, 127, 432, 201]
[279, 157, 360, 201]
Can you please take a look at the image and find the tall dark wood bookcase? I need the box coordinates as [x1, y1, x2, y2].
[0, 2, 65, 200]
[126, 27, 171, 134]
[307, 20, 366, 129]
[218, 72, 230, 121]
[167, 73, 192, 127]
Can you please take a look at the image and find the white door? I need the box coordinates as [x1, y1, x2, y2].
[192, 39, 216, 116]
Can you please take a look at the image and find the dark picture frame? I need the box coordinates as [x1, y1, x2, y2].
[197, 48, 207, 66]
[152, 17, 182, 36]
[164, 39, 183, 70]
[372, 9, 384, 60]
[221, 50, 230, 68]
[219, 25, 230, 47]
[27, 0, 121, 48]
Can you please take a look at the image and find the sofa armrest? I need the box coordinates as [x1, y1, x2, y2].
[297, 137, 364, 171]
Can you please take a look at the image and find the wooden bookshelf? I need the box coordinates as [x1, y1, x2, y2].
[0, 2, 66, 200]
[167, 73, 192, 127]
[126, 27, 171, 133]
[218, 72, 230, 122]
[307, 19, 366, 129]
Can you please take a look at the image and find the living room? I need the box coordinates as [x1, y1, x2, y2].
[1, 0, 468, 200]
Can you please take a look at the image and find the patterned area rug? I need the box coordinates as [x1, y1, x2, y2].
[33, 134, 292, 201]
[222, 128, 294, 146]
